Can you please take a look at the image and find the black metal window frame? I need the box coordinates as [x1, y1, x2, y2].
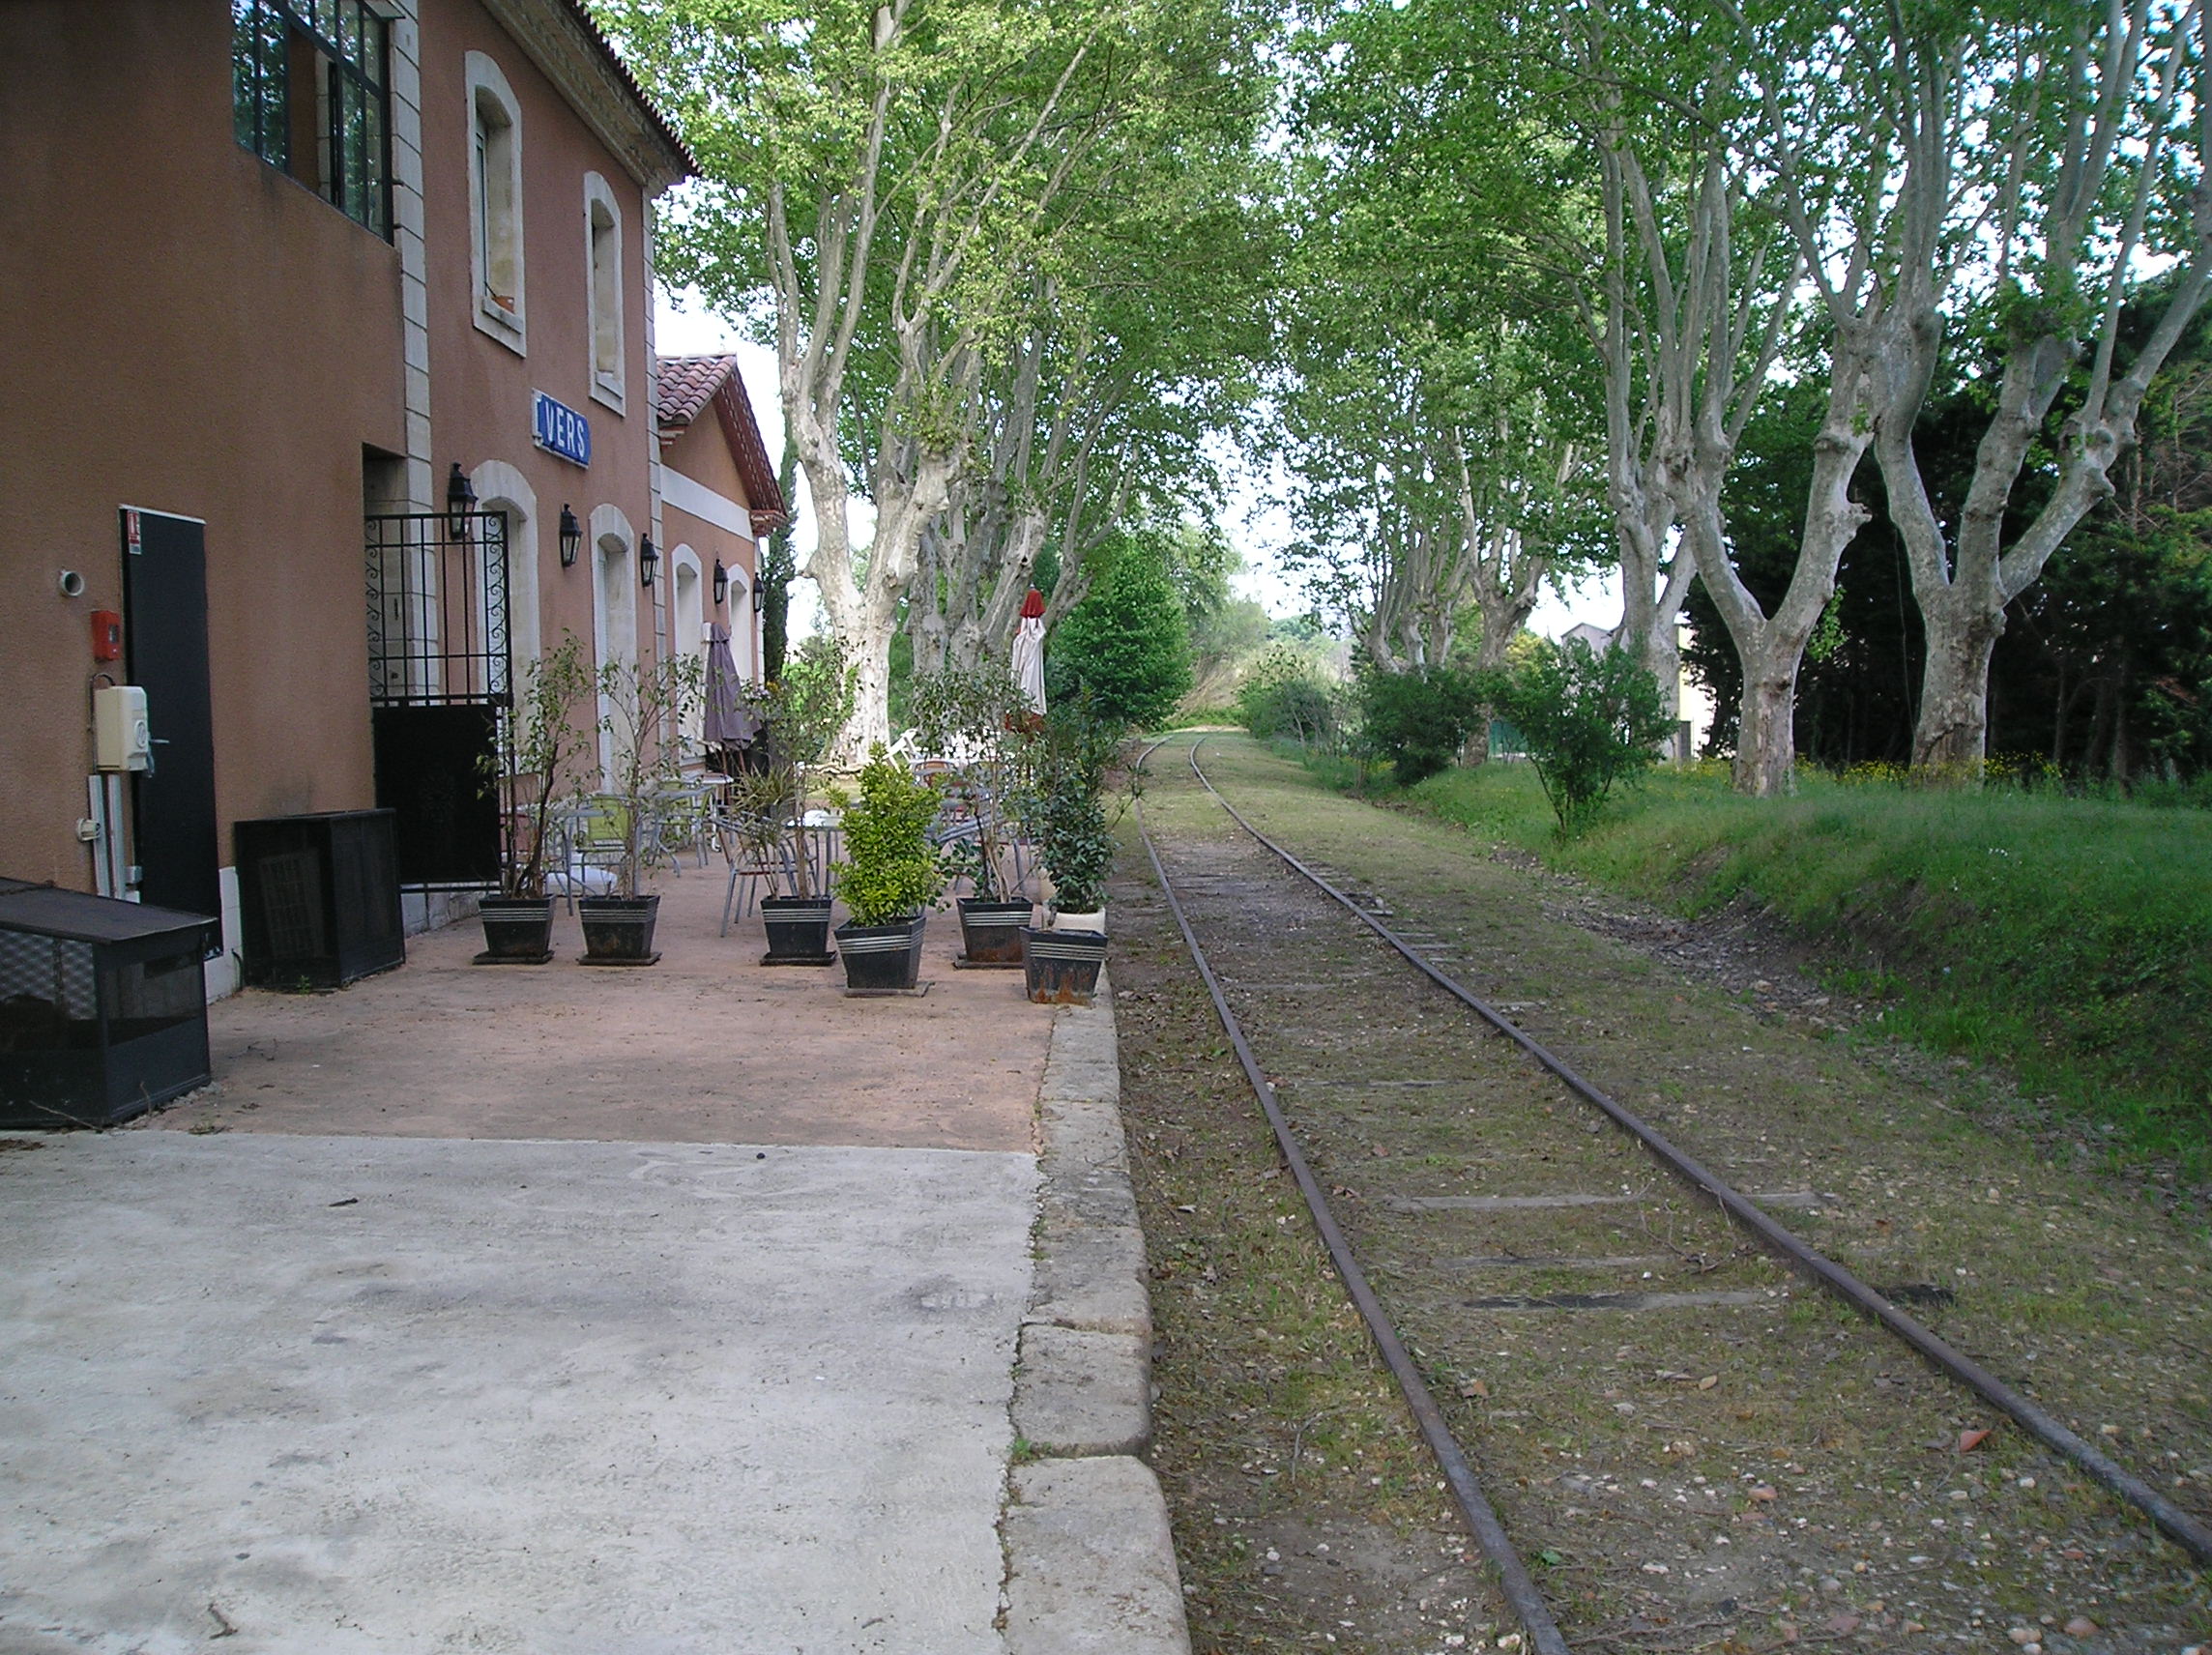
[365, 510, 513, 710]
[231, 0, 393, 241]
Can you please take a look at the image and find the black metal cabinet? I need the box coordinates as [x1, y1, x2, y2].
[0, 880, 216, 1128]
[235, 810, 405, 989]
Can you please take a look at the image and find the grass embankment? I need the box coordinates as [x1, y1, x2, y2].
[1324, 753, 2212, 1182]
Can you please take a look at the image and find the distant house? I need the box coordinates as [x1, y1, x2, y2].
[1552, 621, 1714, 761]
[1560, 621, 1616, 654]
[655, 356, 790, 694]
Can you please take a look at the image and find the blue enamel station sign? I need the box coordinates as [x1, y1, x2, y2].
[532, 390, 592, 468]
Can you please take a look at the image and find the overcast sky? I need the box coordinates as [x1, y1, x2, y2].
[654, 285, 1620, 642]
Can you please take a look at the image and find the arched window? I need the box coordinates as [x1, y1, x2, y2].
[584, 173, 625, 411]
[589, 506, 638, 783]
[468, 460, 539, 690]
[671, 547, 705, 743]
[466, 53, 524, 352]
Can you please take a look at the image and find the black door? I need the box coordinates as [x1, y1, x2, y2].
[124, 508, 221, 923]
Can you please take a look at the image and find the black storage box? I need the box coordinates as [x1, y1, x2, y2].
[235, 810, 405, 989]
[0, 880, 217, 1129]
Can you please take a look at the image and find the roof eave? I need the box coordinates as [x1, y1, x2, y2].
[478, 0, 693, 191]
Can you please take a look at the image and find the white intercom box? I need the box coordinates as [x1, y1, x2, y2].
[93, 684, 152, 772]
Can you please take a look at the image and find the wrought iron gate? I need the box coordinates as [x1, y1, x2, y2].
[365, 509, 509, 889]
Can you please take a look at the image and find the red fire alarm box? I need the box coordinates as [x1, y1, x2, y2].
[91, 610, 122, 663]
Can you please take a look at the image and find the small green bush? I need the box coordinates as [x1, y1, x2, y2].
[1478, 640, 1674, 832]
[1047, 534, 1192, 729]
[1358, 664, 1483, 784]
[834, 746, 946, 924]
[1238, 645, 1341, 744]
[1033, 700, 1124, 913]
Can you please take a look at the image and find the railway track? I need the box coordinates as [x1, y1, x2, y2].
[1127, 732, 2211, 1653]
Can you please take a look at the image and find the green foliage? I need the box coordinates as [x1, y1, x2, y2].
[1397, 760, 2212, 1177]
[497, 633, 593, 900]
[1033, 700, 1124, 913]
[776, 633, 855, 771]
[833, 746, 947, 925]
[1357, 664, 1484, 785]
[1047, 530, 1193, 730]
[910, 664, 1035, 899]
[1237, 644, 1340, 744]
[589, 649, 706, 897]
[759, 436, 800, 682]
[1476, 640, 1673, 833]
[756, 632, 857, 897]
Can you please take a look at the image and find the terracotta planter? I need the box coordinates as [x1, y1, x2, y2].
[477, 896, 554, 962]
[761, 895, 835, 964]
[578, 894, 660, 964]
[835, 915, 927, 992]
[956, 897, 1032, 966]
[1022, 924, 1106, 1004]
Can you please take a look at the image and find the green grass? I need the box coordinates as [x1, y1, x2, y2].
[1335, 753, 2212, 1180]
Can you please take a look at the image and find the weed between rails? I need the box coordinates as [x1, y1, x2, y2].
[1302, 749, 2212, 1190]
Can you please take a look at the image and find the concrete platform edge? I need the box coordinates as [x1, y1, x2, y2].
[1002, 968, 1190, 1654]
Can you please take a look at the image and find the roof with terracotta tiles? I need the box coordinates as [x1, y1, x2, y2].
[655, 355, 791, 533]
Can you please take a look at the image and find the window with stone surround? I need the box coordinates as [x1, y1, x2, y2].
[466, 52, 526, 352]
[584, 173, 625, 411]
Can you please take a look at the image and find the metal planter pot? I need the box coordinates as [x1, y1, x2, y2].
[761, 895, 835, 964]
[956, 897, 1032, 966]
[578, 894, 661, 965]
[1022, 924, 1106, 1005]
[477, 896, 554, 962]
[835, 915, 927, 992]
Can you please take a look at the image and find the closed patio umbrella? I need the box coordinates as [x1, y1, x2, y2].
[1011, 588, 1046, 715]
[702, 624, 759, 746]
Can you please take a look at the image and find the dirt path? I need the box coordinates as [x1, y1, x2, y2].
[1113, 734, 2209, 1655]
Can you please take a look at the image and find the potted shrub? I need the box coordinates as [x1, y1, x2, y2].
[831, 745, 946, 992]
[1022, 702, 1121, 1003]
[910, 664, 1034, 965]
[479, 635, 592, 962]
[576, 649, 702, 965]
[756, 634, 853, 962]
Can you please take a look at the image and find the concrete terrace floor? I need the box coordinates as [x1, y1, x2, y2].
[0, 874, 1059, 1655]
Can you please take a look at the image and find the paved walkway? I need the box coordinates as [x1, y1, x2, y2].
[0, 876, 1061, 1654]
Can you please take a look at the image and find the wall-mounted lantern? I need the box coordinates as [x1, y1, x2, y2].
[558, 505, 581, 568]
[711, 559, 729, 607]
[639, 535, 658, 589]
[445, 462, 478, 539]
[752, 573, 768, 615]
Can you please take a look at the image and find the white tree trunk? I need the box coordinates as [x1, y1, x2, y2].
[1686, 342, 1874, 796]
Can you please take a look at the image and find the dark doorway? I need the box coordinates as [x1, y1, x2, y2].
[122, 508, 220, 924]
[364, 509, 509, 887]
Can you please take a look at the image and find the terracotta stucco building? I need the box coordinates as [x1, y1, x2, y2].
[0, 0, 785, 996]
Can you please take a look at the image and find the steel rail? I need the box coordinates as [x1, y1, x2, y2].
[1132, 781, 1576, 1655]
[1168, 734, 2212, 1571]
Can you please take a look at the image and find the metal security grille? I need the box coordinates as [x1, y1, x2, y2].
[365, 511, 511, 709]
[365, 511, 510, 888]
[231, 0, 392, 239]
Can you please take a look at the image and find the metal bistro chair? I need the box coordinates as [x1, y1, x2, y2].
[565, 795, 651, 903]
[717, 811, 799, 937]
[653, 782, 717, 875]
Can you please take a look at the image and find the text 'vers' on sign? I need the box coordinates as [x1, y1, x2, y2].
[532, 391, 592, 468]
